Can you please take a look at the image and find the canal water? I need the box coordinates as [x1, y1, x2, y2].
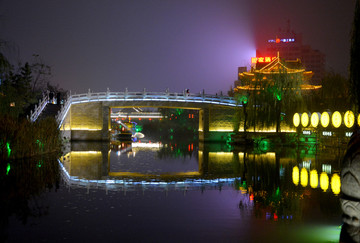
[1, 138, 344, 242]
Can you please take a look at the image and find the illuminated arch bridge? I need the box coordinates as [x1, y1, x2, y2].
[52, 90, 241, 142]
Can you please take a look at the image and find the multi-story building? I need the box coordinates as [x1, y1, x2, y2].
[256, 29, 325, 85]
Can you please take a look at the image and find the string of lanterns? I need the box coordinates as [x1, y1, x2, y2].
[293, 111, 356, 128]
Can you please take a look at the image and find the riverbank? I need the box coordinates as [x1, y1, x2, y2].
[231, 132, 297, 147]
[231, 131, 350, 153]
[0, 116, 62, 160]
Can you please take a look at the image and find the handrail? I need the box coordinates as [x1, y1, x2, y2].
[29, 94, 49, 122]
[56, 90, 239, 127]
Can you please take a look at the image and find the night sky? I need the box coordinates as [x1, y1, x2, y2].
[0, 0, 356, 94]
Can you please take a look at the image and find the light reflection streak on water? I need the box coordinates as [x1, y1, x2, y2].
[57, 159, 242, 191]
[292, 165, 340, 195]
[131, 142, 162, 148]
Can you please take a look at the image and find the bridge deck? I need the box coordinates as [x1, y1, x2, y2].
[55, 91, 240, 127]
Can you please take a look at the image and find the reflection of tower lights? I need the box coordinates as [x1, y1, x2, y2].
[320, 172, 329, 192]
[322, 164, 332, 174]
[331, 174, 341, 195]
[302, 160, 311, 170]
[310, 170, 318, 188]
[292, 166, 299, 186]
[131, 142, 162, 148]
[127, 152, 136, 158]
[300, 168, 308, 187]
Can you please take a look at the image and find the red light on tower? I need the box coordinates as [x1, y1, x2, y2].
[251, 56, 276, 64]
[276, 38, 280, 43]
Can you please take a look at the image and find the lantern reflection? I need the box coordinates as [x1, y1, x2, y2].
[292, 166, 299, 186]
[331, 174, 341, 195]
[320, 172, 329, 192]
[310, 170, 318, 188]
[300, 168, 308, 187]
[291, 166, 340, 195]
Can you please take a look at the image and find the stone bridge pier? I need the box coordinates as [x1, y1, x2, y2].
[61, 101, 110, 141]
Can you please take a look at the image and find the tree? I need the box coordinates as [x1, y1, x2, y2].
[350, 0, 360, 114]
[0, 63, 34, 117]
[233, 93, 249, 133]
[228, 85, 235, 97]
[0, 58, 52, 118]
[318, 71, 349, 111]
[0, 40, 11, 74]
[270, 68, 304, 133]
[29, 54, 52, 93]
[238, 66, 305, 133]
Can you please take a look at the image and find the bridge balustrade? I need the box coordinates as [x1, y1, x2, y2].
[56, 90, 238, 126]
[68, 91, 235, 104]
[29, 94, 49, 122]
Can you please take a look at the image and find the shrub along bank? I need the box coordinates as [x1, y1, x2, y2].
[0, 116, 61, 160]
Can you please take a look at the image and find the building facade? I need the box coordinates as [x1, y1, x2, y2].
[256, 29, 325, 85]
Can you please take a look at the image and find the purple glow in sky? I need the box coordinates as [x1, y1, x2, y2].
[0, 0, 355, 94]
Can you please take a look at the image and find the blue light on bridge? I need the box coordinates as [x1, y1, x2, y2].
[57, 159, 241, 191]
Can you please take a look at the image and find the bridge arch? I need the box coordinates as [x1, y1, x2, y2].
[56, 90, 240, 142]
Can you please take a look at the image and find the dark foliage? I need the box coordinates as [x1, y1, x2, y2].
[350, 0, 360, 112]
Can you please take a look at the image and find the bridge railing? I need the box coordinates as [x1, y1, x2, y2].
[56, 90, 239, 126]
[68, 91, 236, 104]
[29, 93, 49, 122]
[56, 92, 73, 126]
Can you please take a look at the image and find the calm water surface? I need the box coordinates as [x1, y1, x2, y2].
[1, 138, 344, 242]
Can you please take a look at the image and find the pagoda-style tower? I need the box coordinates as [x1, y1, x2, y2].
[234, 53, 321, 93]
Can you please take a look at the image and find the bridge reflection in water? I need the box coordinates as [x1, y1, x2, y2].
[59, 141, 342, 198]
[59, 141, 242, 192]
